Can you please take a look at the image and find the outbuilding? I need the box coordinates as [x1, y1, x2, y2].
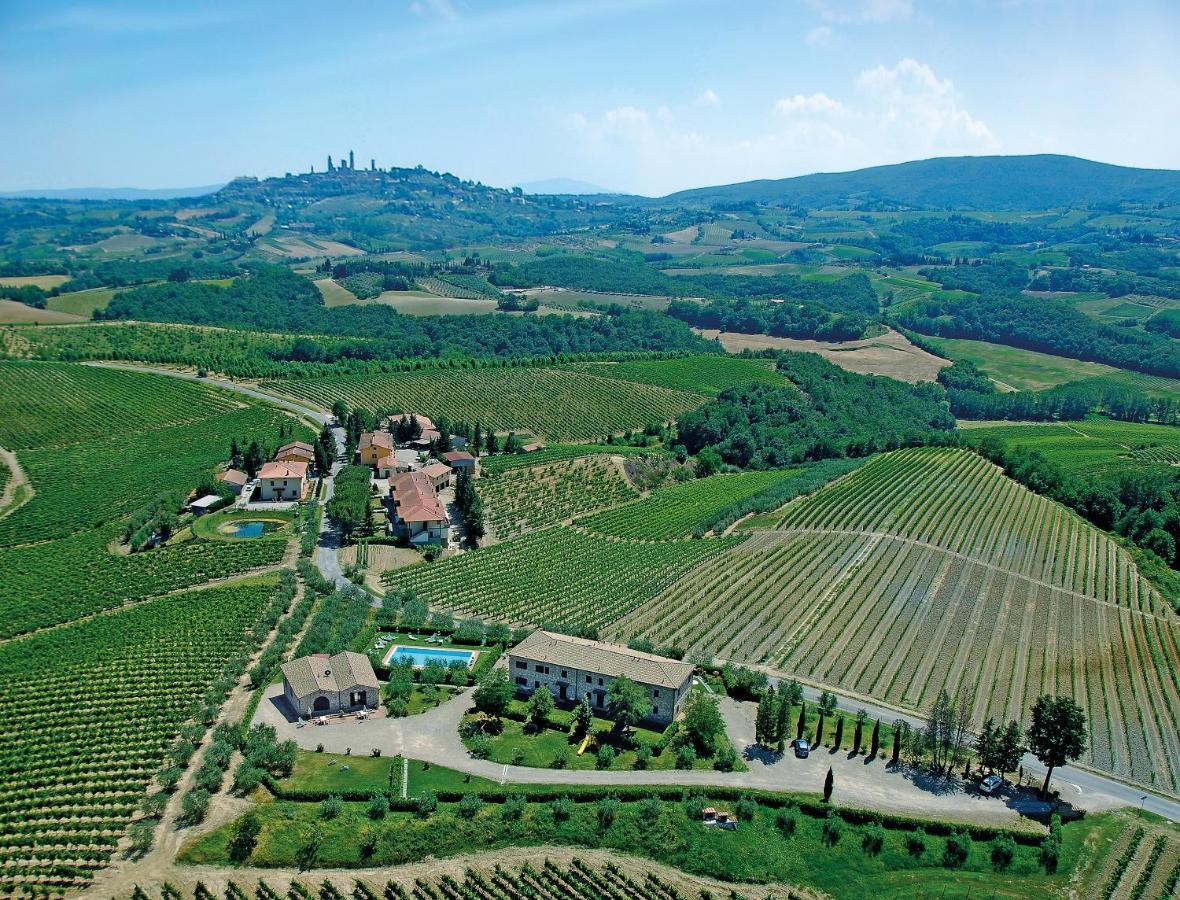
[280, 651, 380, 718]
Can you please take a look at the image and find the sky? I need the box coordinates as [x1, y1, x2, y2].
[2, 0, 1179, 196]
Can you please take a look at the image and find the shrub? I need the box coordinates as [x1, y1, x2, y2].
[550, 747, 569, 769]
[775, 807, 797, 836]
[675, 745, 697, 770]
[943, 828, 971, 868]
[511, 747, 526, 766]
[713, 745, 738, 772]
[229, 811, 262, 862]
[597, 794, 621, 830]
[596, 745, 616, 770]
[634, 745, 652, 770]
[358, 826, 377, 860]
[905, 828, 927, 858]
[181, 789, 210, 825]
[639, 796, 662, 824]
[366, 792, 389, 820]
[861, 821, 885, 856]
[821, 810, 843, 846]
[991, 833, 1016, 871]
[231, 761, 263, 796]
[550, 795, 573, 822]
[458, 793, 484, 820]
[415, 792, 438, 819]
[319, 795, 343, 821]
[502, 794, 526, 822]
[683, 792, 707, 820]
[468, 734, 492, 760]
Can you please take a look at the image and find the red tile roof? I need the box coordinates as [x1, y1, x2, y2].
[358, 431, 395, 452]
[217, 468, 248, 486]
[390, 471, 448, 524]
[443, 450, 475, 464]
[259, 460, 309, 480]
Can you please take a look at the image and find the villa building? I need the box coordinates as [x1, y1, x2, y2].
[258, 460, 308, 501]
[508, 630, 694, 725]
[389, 470, 449, 544]
[280, 651, 380, 717]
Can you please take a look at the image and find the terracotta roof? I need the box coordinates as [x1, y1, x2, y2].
[259, 460, 308, 480]
[217, 468, 248, 486]
[509, 630, 694, 691]
[521, 442, 544, 453]
[390, 471, 448, 523]
[389, 414, 435, 432]
[358, 431, 395, 452]
[443, 450, 476, 464]
[421, 462, 451, 479]
[281, 651, 380, 701]
[277, 441, 314, 455]
[413, 429, 441, 443]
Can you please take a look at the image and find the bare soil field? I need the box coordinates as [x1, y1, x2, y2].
[0, 299, 85, 324]
[696, 327, 949, 383]
[0, 274, 69, 289]
[263, 234, 364, 258]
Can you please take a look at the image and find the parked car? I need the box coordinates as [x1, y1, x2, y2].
[978, 774, 1004, 795]
[791, 738, 810, 759]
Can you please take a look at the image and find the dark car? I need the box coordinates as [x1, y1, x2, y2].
[791, 738, 810, 759]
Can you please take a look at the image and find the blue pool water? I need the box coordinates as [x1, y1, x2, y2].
[225, 521, 266, 538]
[384, 645, 476, 669]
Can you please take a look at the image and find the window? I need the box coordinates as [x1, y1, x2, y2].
[516, 677, 527, 686]
[534, 664, 549, 674]
[653, 689, 660, 698]
[534, 680, 541, 688]
[561, 670, 567, 678]
[585, 675, 591, 683]
[597, 677, 604, 686]
[515, 660, 527, 669]
[652, 705, 659, 715]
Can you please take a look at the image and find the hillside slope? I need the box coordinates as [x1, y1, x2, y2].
[662, 154, 1180, 209]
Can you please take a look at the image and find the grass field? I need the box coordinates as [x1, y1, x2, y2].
[480, 454, 638, 540]
[263, 366, 707, 441]
[0, 576, 284, 894]
[0, 274, 69, 289]
[964, 418, 1180, 482]
[382, 525, 741, 632]
[610, 447, 1180, 795]
[45, 287, 115, 317]
[0, 299, 84, 324]
[559, 355, 780, 396]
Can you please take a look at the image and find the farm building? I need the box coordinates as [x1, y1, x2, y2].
[188, 494, 222, 515]
[258, 460, 309, 501]
[389, 471, 449, 544]
[388, 413, 435, 433]
[409, 429, 441, 450]
[443, 450, 478, 475]
[357, 431, 395, 467]
[216, 468, 248, 495]
[280, 651, 380, 718]
[508, 630, 694, 725]
[420, 461, 452, 490]
[276, 441, 315, 465]
[521, 442, 544, 453]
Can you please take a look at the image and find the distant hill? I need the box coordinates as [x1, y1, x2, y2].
[0, 184, 225, 201]
[660, 155, 1180, 210]
[515, 178, 617, 196]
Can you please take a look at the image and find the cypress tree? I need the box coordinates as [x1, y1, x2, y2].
[870, 719, 881, 758]
[796, 702, 806, 740]
[891, 726, 901, 765]
[815, 712, 825, 747]
[823, 767, 834, 803]
[834, 717, 844, 750]
[853, 717, 864, 755]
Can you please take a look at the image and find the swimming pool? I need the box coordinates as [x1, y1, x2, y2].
[384, 645, 477, 669]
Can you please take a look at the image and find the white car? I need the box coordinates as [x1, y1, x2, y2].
[978, 774, 1004, 795]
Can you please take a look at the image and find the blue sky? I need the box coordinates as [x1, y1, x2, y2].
[2, 0, 1178, 195]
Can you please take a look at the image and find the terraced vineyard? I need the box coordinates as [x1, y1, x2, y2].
[382, 525, 741, 632]
[0, 578, 281, 894]
[611, 447, 1180, 794]
[559, 354, 782, 396]
[480, 454, 638, 539]
[578, 470, 803, 540]
[262, 366, 707, 441]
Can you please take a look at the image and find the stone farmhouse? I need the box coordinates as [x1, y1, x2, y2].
[357, 431, 395, 467]
[258, 460, 309, 501]
[281, 651, 380, 717]
[216, 468, 248, 495]
[508, 630, 694, 725]
[420, 461, 452, 491]
[443, 450, 478, 475]
[389, 470, 449, 544]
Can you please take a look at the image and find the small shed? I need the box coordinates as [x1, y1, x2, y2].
[188, 494, 222, 515]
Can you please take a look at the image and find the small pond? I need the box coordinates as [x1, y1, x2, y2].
[221, 519, 278, 538]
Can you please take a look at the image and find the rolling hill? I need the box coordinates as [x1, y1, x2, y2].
[660, 154, 1180, 210]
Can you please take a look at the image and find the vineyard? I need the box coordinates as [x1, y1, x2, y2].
[261, 366, 707, 441]
[1079, 817, 1180, 900]
[479, 455, 638, 539]
[382, 526, 741, 632]
[0, 577, 280, 894]
[559, 355, 782, 396]
[610, 447, 1180, 795]
[479, 443, 655, 477]
[578, 470, 803, 540]
[965, 418, 1180, 481]
[0, 526, 286, 638]
[0, 361, 240, 450]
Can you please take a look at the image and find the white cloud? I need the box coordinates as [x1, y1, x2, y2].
[807, 0, 913, 24]
[775, 92, 847, 116]
[805, 25, 834, 47]
[410, 0, 459, 21]
[565, 58, 997, 194]
[697, 88, 721, 107]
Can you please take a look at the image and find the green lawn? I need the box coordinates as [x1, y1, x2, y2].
[921, 335, 1125, 391]
[406, 758, 496, 796]
[276, 751, 396, 795]
[179, 790, 1103, 899]
[45, 287, 115, 317]
[190, 508, 294, 542]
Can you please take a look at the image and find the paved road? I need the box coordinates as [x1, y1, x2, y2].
[86, 363, 1180, 823]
